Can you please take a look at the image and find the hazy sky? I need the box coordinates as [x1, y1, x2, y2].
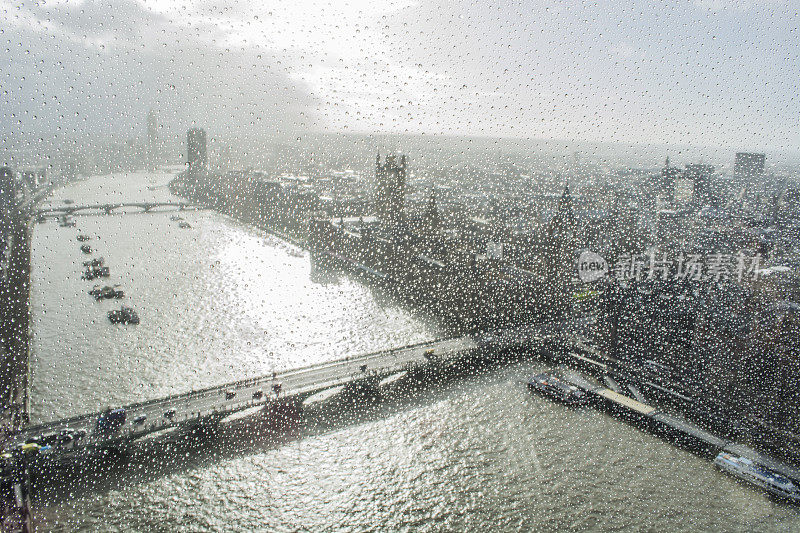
[1, 0, 797, 151]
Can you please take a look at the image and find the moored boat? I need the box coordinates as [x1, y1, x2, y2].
[59, 216, 76, 227]
[89, 285, 124, 300]
[82, 257, 104, 268]
[527, 372, 588, 406]
[82, 266, 110, 280]
[108, 306, 139, 325]
[714, 452, 800, 503]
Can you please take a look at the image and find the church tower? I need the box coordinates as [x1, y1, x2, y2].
[547, 183, 576, 244]
[375, 153, 407, 229]
[544, 184, 578, 314]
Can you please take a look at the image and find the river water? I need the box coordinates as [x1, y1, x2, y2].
[27, 171, 800, 531]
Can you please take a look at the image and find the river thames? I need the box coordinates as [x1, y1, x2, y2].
[26, 171, 799, 531]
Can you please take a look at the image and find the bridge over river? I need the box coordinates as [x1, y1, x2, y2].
[0, 318, 579, 531]
[36, 202, 208, 218]
[3, 319, 576, 460]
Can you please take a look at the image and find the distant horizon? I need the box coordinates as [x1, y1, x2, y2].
[5, 127, 800, 169]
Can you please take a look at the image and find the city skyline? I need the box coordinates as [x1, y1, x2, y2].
[3, 1, 800, 529]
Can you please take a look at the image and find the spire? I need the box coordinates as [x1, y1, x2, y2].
[428, 188, 437, 209]
[424, 188, 441, 235]
[550, 181, 576, 239]
[665, 156, 670, 169]
[558, 182, 573, 212]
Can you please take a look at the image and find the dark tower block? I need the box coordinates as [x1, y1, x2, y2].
[0, 167, 16, 218]
[547, 184, 577, 266]
[147, 109, 160, 170]
[734, 152, 766, 198]
[734, 152, 765, 184]
[685, 164, 714, 209]
[660, 156, 681, 202]
[422, 191, 442, 236]
[375, 153, 407, 229]
[186, 128, 208, 174]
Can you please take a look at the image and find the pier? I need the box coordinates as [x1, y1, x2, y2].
[562, 371, 800, 484]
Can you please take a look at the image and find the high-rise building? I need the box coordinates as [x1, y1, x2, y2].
[685, 163, 714, 208]
[547, 184, 576, 241]
[546, 184, 578, 281]
[660, 157, 682, 201]
[734, 152, 765, 184]
[186, 128, 207, 173]
[375, 153, 407, 227]
[147, 110, 159, 169]
[0, 167, 18, 223]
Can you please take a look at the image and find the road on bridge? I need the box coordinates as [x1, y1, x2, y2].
[36, 202, 207, 218]
[4, 319, 578, 456]
[4, 336, 480, 453]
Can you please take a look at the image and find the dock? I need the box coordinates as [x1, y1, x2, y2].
[562, 370, 800, 484]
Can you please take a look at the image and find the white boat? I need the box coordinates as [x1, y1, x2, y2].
[714, 452, 800, 503]
[527, 372, 588, 406]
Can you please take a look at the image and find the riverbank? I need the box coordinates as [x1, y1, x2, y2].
[0, 212, 32, 434]
[168, 171, 307, 249]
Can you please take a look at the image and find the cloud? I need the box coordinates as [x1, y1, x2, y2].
[693, 0, 788, 11]
[1, 0, 321, 139]
[1, 0, 798, 151]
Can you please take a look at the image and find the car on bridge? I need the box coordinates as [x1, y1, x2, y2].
[133, 415, 147, 425]
[19, 443, 40, 455]
[224, 390, 236, 400]
[164, 409, 176, 419]
[96, 408, 126, 433]
[57, 429, 81, 446]
[252, 390, 264, 399]
[26, 433, 59, 447]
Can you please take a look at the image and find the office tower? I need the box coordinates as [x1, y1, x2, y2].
[660, 157, 682, 201]
[546, 183, 578, 281]
[375, 153, 407, 227]
[734, 152, 765, 184]
[685, 164, 715, 208]
[0, 167, 17, 222]
[186, 128, 207, 173]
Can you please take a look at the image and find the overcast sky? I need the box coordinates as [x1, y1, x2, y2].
[1, 0, 797, 151]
